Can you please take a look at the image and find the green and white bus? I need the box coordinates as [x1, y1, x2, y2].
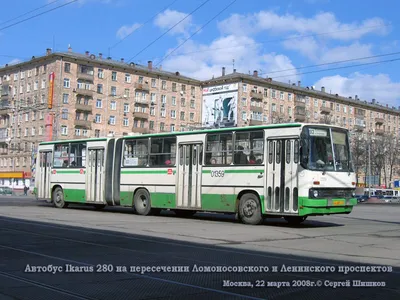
[34, 123, 357, 225]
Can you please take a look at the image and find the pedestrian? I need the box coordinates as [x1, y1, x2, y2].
[23, 186, 28, 196]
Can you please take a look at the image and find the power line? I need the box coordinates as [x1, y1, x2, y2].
[0, 0, 62, 27]
[270, 57, 400, 79]
[261, 51, 400, 75]
[165, 23, 391, 58]
[155, 0, 237, 67]
[109, 0, 179, 51]
[0, 0, 78, 32]
[128, 0, 211, 62]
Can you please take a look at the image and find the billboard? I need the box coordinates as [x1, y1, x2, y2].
[48, 72, 55, 109]
[202, 83, 238, 128]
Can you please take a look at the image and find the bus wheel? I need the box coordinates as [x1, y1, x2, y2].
[284, 216, 307, 225]
[53, 187, 68, 209]
[239, 193, 263, 225]
[134, 189, 153, 216]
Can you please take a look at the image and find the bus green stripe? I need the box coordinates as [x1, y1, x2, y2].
[202, 169, 264, 174]
[121, 170, 173, 174]
[55, 170, 84, 174]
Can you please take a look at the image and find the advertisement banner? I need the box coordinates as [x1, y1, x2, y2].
[202, 84, 238, 128]
[48, 72, 55, 109]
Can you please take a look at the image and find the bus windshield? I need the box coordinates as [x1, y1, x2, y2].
[300, 126, 353, 172]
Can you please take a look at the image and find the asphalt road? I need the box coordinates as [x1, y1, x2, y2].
[0, 196, 399, 300]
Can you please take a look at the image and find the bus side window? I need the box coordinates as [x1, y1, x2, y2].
[150, 137, 176, 167]
[205, 133, 232, 166]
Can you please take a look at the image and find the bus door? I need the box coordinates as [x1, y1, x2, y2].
[86, 148, 105, 203]
[265, 138, 300, 213]
[38, 151, 52, 200]
[176, 143, 202, 209]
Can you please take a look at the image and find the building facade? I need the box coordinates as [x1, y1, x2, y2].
[1, 48, 399, 189]
[0, 48, 202, 189]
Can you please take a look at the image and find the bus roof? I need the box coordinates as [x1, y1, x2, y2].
[38, 123, 349, 144]
[38, 137, 109, 145]
[118, 122, 347, 140]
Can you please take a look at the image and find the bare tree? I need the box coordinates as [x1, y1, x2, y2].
[383, 133, 399, 187]
[350, 133, 367, 185]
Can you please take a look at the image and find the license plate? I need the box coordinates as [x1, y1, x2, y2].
[333, 200, 344, 206]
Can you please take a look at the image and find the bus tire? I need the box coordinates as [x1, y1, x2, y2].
[53, 187, 68, 209]
[284, 216, 307, 225]
[133, 189, 153, 216]
[238, 193, 263, 225]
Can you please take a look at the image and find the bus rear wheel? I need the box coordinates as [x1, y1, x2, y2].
[284, 216, 307, 225]
[238, 193, 263, 225]
[134, 189, 154, 216]
[53, 187, 68, 209]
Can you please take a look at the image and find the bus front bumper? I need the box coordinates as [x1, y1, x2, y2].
[298, 197, 357, 216]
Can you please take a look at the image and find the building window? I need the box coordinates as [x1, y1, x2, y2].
[125, 74, 131, 83]
[123, 118, 129, 126]
[111, 86, 116, 96]
[111, 72, 117, 81]
[98, 69, 104, 79]
[124, 88, 130, 97]
[190, 113, 194, 121]
[280, 92, 284, 100]
[62, 109, 68, 119]
[61, 125, 68, 135]
[110, 101, 117, 110]
[63, 94, 69, 104]
[41, 79, 46, 89]
[95, 114, 101, 123]
[272, 90, 276, 98]
[97, 84, 103, 93]
[190, 100, 195, 108]
[123, 103, 129, 113]
[151, 78, 156, 87]
[150, 107, 155, 115]
[64, 63, 71, 72]
[96, 99, 102, 108]
[172, 96, 176, 106]
[288, 93, 292, 101]
[171, 110, 176, 118]
[161, 81, 166, 90]
[243, 84, 247, 92]
[109, 116, 116, 125]
[180, 111, 185, 120]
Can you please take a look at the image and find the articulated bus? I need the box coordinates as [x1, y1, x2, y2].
[34, 123, 357, 225]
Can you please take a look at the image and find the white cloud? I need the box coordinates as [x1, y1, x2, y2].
[313, 73, 400, 107]
[283, 36, 320, 61]
[159, 35, 299, 82]
[319, 42, 373, 63]
[154, 9, 194, 36]
[8, 58, 21, 65]
[218, 11, 388, 40]
[116, 23, 142, 39]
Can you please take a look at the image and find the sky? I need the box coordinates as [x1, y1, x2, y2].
[0, 0, 399, 107]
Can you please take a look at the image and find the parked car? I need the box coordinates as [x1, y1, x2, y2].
[0, 186, 13, 195]
[356, 195, 368, 202]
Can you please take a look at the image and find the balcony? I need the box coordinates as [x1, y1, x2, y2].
[75, 103, 92, 113]
[74, 88, 93, 97]
[134, 82, 150, 92]
[1, 93, 9, 100]
[294, 112, 306, 122]
[353, 125, 365, 131]
[249, 119, 263, 126]
[295, 100, 306, 108]
[74, 119, 92, 129]
[375, 128, 384, 135]
[132, 111, 149, 119]
[250, 105, 263, 113]
[77, 71, 94, 82]
[320, 106, 332, 114]
[134, 99, 149, 106]
[250, 91, 263, 100]
[375, 117, 384, 125]
[132, 127, 149, 134]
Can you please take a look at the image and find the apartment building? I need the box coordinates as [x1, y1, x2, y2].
[0, 48, 202, 188]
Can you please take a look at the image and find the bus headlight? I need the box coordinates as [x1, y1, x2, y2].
[351, 191, 356, 197]
[313, 190, 319, 198]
